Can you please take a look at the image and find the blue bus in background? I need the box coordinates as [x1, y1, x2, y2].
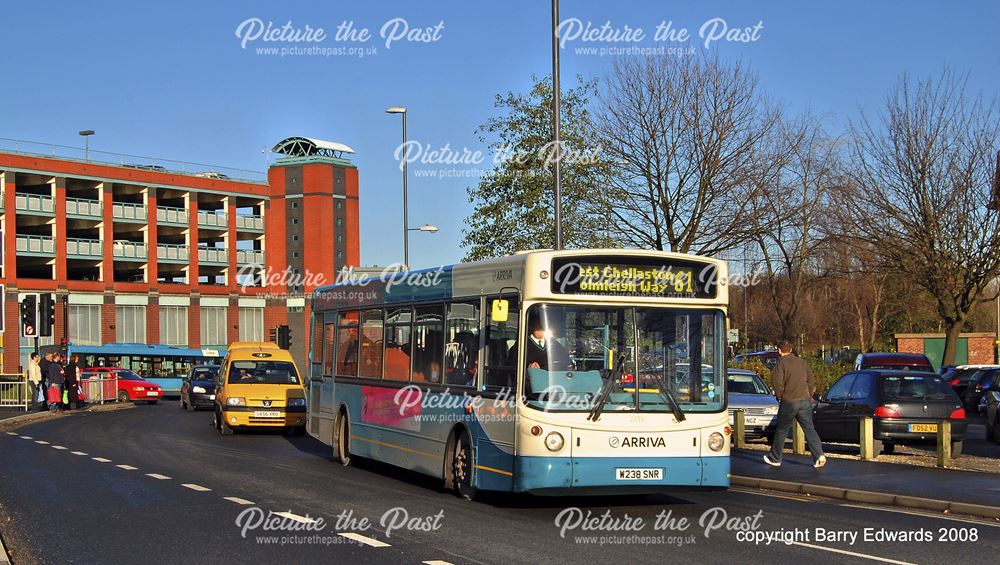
[67, 343, 225, 397]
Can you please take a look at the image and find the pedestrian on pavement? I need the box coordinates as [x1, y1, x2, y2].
[65, 354, 81, 410]
[764, 340, 827, 468]
[26, 353, 43, 411]
[46, 355, 66, 413]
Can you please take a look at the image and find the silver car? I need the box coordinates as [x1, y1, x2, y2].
[727, 368, 779, 440]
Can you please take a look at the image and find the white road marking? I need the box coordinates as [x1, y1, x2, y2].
[51, 446, 67, 450]
[19, 436, 32, 440]
[5, 432, 17, 435]
[71, 451, 87, 456]
[730, 487, 817, 503]
[92, 457, 112, 463]
[116, 465, 138, 471]
[840, 503, 1000, 528]
[146, 473, 171, 480]
[181, 483, 211, 492]
[273, 511, 318, 524]
[34, 440, 49, 445]
[338, 532, 391, 548]
[423, 561, 455, 565]
[224, 497, 255, 505]
[791, 541, 916, 564]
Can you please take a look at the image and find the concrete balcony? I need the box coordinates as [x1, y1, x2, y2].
[235, 214, 264, 231]
[66, 198, 102, 220]
[157, 243, 190, 263]
[16, 234, 56, 256]
[67, 237, 103, 259]
[198, 210, 228, 230]
[15, 193, 55, 215]
[198, 247, 228, 265]
[236, 249, 264, 266]
[112, 202, 147, 223]
[157, 206, 189, 226]
[113, 240, 147, 261]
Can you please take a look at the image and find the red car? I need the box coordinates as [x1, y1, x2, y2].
[82, 367, 163, 405]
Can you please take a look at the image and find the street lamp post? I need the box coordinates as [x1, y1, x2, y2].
[79, 130, 95, 161]
[551, 0, 563, 250]
[386, 107, 409, 267]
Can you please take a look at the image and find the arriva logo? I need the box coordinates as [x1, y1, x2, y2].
[609, 436, 666, 448]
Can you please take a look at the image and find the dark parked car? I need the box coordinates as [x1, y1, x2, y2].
[733, 350, 780, 370]
[854, 352, 934, 372]
[180, 365, 219, 411]
[814, 370, 967, 456]
[963, 368, 1000, 413]
[985, 372, 1000, 444]
[942, 365, 999, 398]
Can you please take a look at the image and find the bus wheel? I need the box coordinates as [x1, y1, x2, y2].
[452, 430, 477, 501]
[337, 415, 352, 467]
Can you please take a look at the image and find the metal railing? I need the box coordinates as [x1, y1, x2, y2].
[15, 193, 55, 214]
[235, 214, 264, 231]
[0, 376, 29, 411]
[81, 376, 119, 404]
[236, 249, 264, 265]
[157, 243, 190, 262]
[0, 136, 267, 183]
[112, 201, 147, 222]
[113, 240, 147, 260]
[198, 210, 228, 229]
[66, 197, 102, 218]
[157, 206, 189, 225]
[198, 247, 228, 264]
[67, 237, 103, 258]
[16, 234, 56, 255]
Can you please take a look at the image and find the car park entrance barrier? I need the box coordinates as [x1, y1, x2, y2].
[0, 375, 28, 411]
[81, 376, 119, 404]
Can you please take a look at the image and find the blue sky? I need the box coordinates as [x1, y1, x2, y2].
[2, 1, 998, 269]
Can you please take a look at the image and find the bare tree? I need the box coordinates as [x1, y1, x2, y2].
[596, 54, 782, 255]
[846, 69, 1000, 365]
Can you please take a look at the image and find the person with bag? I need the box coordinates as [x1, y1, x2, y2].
[26, 353, 43, 411]
[65, 354, 81, 410]
[46, 355, 66, 413]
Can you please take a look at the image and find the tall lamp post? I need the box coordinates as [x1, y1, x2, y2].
[386, 107, 409, 267]
[79, 130, 95, 161]
[551, 0, 563, 250]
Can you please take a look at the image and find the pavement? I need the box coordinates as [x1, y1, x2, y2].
[1, 403, 999, 564]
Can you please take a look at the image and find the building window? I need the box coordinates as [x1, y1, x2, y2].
[69, 304, 101, 346]
[200, 306, 227, 347]
[336, 234, 343, 243]
[336, 218, 343, 227]
[292, 235, 299, 242]
[292, 202, 299, 209]
[336, 201, 343, 210]
[115, 305, 146, 343]
[239, 307, 264, 341]
[292, 251, 299, 259]
[159, 306, 188, 346]
[292, 218, 299, 225]
[337, 251, 343, 259]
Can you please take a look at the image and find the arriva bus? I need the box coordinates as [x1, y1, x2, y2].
[66, 343, 224, 397]
[306, 249, 731, 497]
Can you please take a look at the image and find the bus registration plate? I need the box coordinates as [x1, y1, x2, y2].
[616, 468, 662, 481]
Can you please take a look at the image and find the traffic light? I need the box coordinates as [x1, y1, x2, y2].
[269, 326, 278, 343]
[277, 325, 291, 350]
[39, 293, 55, 337]
[20, 295, 37, 338]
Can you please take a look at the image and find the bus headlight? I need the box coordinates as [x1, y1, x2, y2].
[192, 386, 207, 394]
[544, 432, 564, 452]
[708, 432, 725, 452]
[288, 398, 306, 407]
[227, 397, 246, 406]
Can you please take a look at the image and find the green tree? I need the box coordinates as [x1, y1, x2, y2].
[462, 76, 614, 261]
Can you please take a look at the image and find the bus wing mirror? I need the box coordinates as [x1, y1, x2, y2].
[491, 299, 509, 323]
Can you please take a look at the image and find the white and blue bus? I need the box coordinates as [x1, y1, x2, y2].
[306, 249, 731, 497]
[67, 343, 224, 397]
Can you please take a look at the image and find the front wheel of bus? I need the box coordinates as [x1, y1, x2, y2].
[337, 415, 352, 467]
[453, 430, 477, 501]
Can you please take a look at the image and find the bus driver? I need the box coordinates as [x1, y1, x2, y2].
[524, 316, 573, 372]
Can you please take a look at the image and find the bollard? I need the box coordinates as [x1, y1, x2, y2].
[859, 417, 875, 460]
[734, 410, 746, 449]
[793, 421, 806, 455]
[937, 420, 952, 468]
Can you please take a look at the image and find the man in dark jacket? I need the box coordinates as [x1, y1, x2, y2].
[764, 340, 826, 468]
[46, 355, 66, 413]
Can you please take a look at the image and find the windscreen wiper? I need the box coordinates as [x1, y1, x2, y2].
[588, 355, 626, 422]
[648, 371, 686, 422]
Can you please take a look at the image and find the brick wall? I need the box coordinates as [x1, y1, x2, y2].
[969, 336, 995, 364]
[897, 338, 924, 354]
[188, 300, 201, 348]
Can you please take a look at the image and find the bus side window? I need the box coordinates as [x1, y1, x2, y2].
[484, 297, 519, 393]
[445, 301, 479, 387]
